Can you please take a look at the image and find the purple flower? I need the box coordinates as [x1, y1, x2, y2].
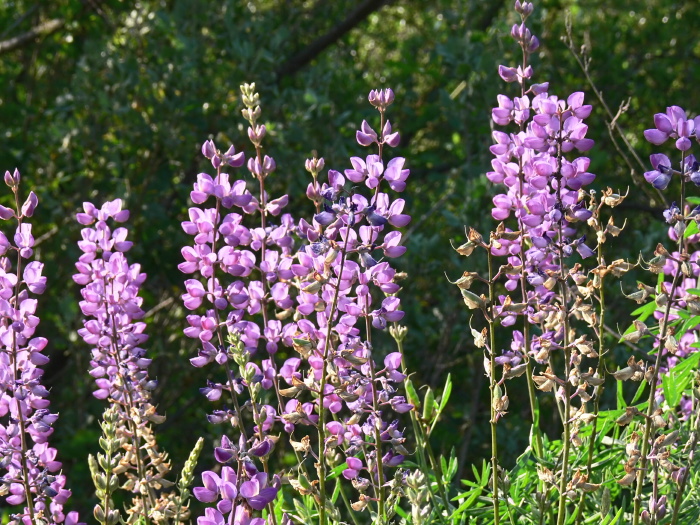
[644, 153, 673, 190]
[240, 473, 278, 510]
[201, 140, 246, 169]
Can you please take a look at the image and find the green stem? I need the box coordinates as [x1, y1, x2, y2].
[633, 161, 687, 525]
[364, 316, 387, 522]
[487, 248, 501, 525]
[574, 206, 607, 525]
[337, 477, 362, 525]
[317, 237, 350, 525]
[10, 190, 36, 524]
[555, 140, 572, 525]
[395, 332, 450, 524]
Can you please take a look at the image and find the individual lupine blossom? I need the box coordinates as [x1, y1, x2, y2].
[73, 200, 182, 521]
[486, 2, 596, 363]
[0, 169, 79, 525]
[181, 86, 413, 520]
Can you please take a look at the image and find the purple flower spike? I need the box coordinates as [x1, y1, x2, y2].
[185, 86, 417, 523]
[0, 172, 77, 522]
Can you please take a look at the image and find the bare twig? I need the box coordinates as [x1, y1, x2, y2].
[276, 0, 392, 79]
[0, 18, 64, 54]
[562, 14, 668, 208]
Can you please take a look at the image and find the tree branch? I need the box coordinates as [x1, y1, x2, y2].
[0, 18, 65, 54]
[276, 0, 392, 80]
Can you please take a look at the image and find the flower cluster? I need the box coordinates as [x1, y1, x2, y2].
[642, 105, 700, 418]
[485, 2, 596, 364]
[0, 169, 78, 524]
[181, 84, 413, 522]
[73, 200, 183, 521]
[643, 107, 700, 202]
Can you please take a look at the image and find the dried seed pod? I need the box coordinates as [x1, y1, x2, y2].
[461, 289, 487, 310]
[446, 271, 481, 290]
[616, 406, 641, 426]
[602, 187, 628, 207]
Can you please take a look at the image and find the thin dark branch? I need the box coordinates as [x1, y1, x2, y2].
[0, 4, 40, 39]
[276, 0, 392, 80]
[0, 18, 64, 54]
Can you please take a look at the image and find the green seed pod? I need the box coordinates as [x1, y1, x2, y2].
[422, 387, 435, 422]
[405, 379, 421, 411]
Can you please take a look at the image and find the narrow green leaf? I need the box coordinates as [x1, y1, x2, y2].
[330, 478, 341, 504]
[629, 300, 656, 318]
[684, 220, 699, 238]
[662, 373, 679, 407]
[630, 379, 647, 404]
[438, 373, 453, 414]
[616, 377, 625, 410]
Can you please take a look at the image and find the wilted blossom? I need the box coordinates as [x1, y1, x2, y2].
[0, 169, 79, 524]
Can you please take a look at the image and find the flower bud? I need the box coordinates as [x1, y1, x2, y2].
[4, 168, 20, 188]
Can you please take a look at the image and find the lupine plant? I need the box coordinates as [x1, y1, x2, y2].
[4, 2, 700, 524]
[74, 200, 202, 523]
[449, 2, 700, 524]
[179, 83, 414, 525]
[0, 170, 79, 525]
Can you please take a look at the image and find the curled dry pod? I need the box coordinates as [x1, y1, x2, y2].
[446, 270, 481, 290]
[452, 240, 477, 256]
[461, 289, 486, 309]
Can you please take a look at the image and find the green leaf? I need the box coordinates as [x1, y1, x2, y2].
[630, 379, 648, 404]
[430, 373, 452, 434]
[685, 220, 699, 238]
[438, 373, 453, 414]
[680, 314, 700, 334]
[602, 505, 625, 525]
[662, 352, 700, 407]
[630, 300, 656, 318]
[616, 376, 625, 410]
[449, 486, 483, 519]
[330, 478, 341, 504]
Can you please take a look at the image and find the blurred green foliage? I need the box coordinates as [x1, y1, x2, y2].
[0, 0, 699, 517]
